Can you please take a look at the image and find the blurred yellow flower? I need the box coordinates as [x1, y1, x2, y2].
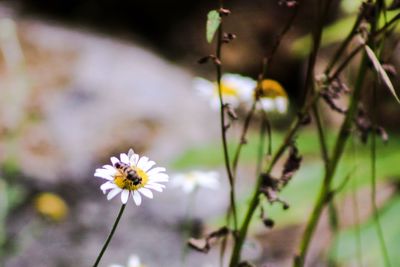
[255, 79, 289, 114]
[194, 73, 256, 109]
[34, 192, 68, 222]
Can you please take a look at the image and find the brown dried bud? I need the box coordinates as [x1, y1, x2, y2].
[225, 104, 238, 120]
[197, 56, 210, 64]
[321, 91, 347, 114]
[222, 32, 237, 43]
[188, 227, 230, 253]
[213, 57, 222, 65]
[219, 8, 231, 16]
[281, 143, 302, 186]
[355, 106, 389, 144]
[197, 54, 221, 65]
[278, 0, 298, 8]
[375, 126, 389, 143]
[262, 218, 275, 228]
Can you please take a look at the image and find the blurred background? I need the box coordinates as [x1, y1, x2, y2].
[0, 0, 399, 266]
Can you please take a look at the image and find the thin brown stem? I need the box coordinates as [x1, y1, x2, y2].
[215, 10, 238, 232]
[232, 101, 257, 176]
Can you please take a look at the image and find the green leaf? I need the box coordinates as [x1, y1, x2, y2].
[206, 10, 221, 43]
[365, 45, 400, 104]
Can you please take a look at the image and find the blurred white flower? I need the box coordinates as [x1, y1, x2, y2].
[94, 149, 168, 206]
[109, 254, 145, 267]
[194, 73, 256, 109]
[255, 79, 289, 114]
[171, 171, 220, 194]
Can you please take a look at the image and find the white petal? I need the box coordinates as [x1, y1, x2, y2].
[147, 167, 166, 176]
[94, 172, 113, 180]
[142, 160, 156, 172]
[130, 154, 139, 166]
[102, 165, 117, 174]
[137, 156, 149, 169]
[275, 97, 288, 113]
[138, 188, 153, 199]
[120, 153, 130, 164]
[127, 255, 141, 267]
[110, 157, 119, 165]
[183, 182, 196, 193]
[260, 98, 275, 111]
[149, 173, 169, 182]
[100, 181, 117, 193]
[121, 190, 130, 204]
[147, 182, 166, 188]
[193, 77, 214, 96]
[107, 188, 122, 200]
[132, 191, 142, 206]
[145, 183, 164, 192]
[128, 148, 134, 158]
[95, 168, 115, 176]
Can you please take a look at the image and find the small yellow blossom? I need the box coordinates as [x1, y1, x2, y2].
[194, 73, 256, 109]
[255, 79, 289, 113]
[34, 192, 68, 222]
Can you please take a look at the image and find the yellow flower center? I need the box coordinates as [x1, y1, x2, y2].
[255, 79, 287, 99]
[214, 82, 239, 97]
[113, 166, 149, 191]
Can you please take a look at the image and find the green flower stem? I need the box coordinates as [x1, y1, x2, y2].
[294, 52, 368, 267]
[370, 82, 392, 267]
[325, 7, 366, 75]
[293, 0, 393, 263]
[229, 111, 304, 267]
[92, 203, 126, 267]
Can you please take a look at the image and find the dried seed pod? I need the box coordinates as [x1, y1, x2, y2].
[188, 227, 230, 253]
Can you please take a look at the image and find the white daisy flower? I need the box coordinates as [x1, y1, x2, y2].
[194, 73, 256, 109]
[94, 149, 168, 206]
[109, 254, 145, 267]
[255, 79, 289, 114]
[171, 171, 220, 194]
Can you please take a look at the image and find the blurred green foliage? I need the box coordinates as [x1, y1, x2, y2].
[170, 128, 400, 265]
[291, 10, 400, 58]
[332, 196, 400, 266]
[0, 166, 27, 259]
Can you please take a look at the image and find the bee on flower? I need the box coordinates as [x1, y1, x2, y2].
[254, 79, 289, 114]
[194, 73, 256, 109]
[171, 170, 220, 194]
[109, 254, 146, 267]
[94, 149, 168, 206]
